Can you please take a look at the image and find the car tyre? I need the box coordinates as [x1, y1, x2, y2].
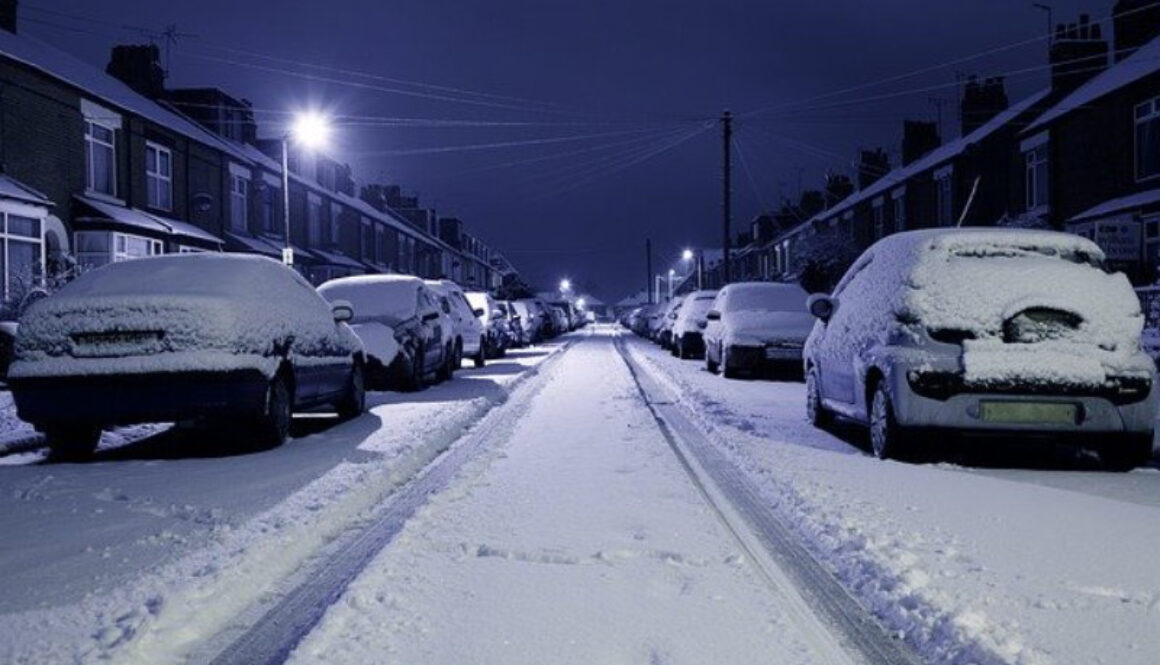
[474, 336, 486, 368]
[722, 347, 739, 379]
[806, 368, 833, 429]
[705, 343, 720, 374]
[404, 345, 426, 391]
[252, 373, 293, 449]
[1100, 433, 1154, 471]
[44, 424, 101, 459]
[869, 382, 912, 461]
[437, 344, 454, 382]
[335, 360, 366, 420]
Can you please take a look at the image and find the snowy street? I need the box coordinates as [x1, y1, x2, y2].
[2, 327, 1160, 664]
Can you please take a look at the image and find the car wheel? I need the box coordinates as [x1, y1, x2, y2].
[405, 345, 426, 391]
[436, 345, 452, 382]
[722, 347, 739, 379]
[1100, 433, 1154, 471]
[705, 343, 719, 374]
[869, 382, 911, 461]
[335, 360, 366, 420]
[252, 373, 293, 449]
[806, 368, 833, 429]
[44, 424, 101, 459]
[474, 336, 486, 368]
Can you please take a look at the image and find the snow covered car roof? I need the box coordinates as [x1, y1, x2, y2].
[318, 274, 424, 326]
[720, 282, 810, 313]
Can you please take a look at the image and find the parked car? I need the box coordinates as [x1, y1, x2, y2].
[803, 228, 1157, 469]
[657, 296, 686, 349]
[671, 289, 719, 359]
[318, 275, 453, 390]
[549, 306, 569, 336]
[511, 300, 542, 344]
[703, 282, 813, 379]
[426, 280, 486, 368]
[465, 291, 508, 359]
[500, 301, 527, 348]
[9, 254, 366, 456]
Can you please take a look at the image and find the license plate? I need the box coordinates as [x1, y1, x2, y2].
[979, 401, 1078, 425]
[765, 346, 799, 359]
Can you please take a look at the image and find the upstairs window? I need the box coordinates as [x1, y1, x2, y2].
[935, 171, 954, 226]
[145, 142, 172, 211]
[84, 121, 117, 197]
[1024, 145, 1050, 210]
[229, 174, 248, 232]
[871, 200, 885, 240]
[308, 195, 323, 246]
[1136, 96, 1160, 181]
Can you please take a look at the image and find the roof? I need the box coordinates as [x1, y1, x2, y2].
[0, 31, 252, 164]
[75, 196, 223, 246]
[1026, 35, 1160, 133]
[0, 174, 51, 206]
[775, 90, 1051, 246]
[223, 231, 318, 261]
[312, 247, 365, 270]
[1068, 188, 1160, 223]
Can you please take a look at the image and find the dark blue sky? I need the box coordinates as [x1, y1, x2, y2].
[23, 0, 1108, 300]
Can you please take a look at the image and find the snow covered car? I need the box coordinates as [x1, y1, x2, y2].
[657, 296, 685, 349]
[671, 289, 718, 359]
[499, 301, 526, 348]
[510, 300, 540, 344]
[426, 280, 486, 368]
[9, 254, 367, 456]
[318, 275, 454, 390]
[803, 228, 1157, 469]
[465, 291, 508, 358]
[703, 282, 813, 378]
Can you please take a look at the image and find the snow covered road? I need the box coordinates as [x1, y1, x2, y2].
[286, 327, 869, 665]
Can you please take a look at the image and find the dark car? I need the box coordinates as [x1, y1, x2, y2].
[9, 254, 367, 457]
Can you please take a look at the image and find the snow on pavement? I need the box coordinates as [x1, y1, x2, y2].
[0, 344, 561, 664]
[288, 330, 857, 665]
[629, 335, 1160, 665]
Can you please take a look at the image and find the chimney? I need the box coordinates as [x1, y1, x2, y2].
[106, 44, 166, 99]
[798, 190, 825, 218]
[1113, 0, 1160, 62]
[960, 75, 1009, 135]
[751, 214, 775, 243]
[856, 148, 891, 189]
[824, 173, 854, 208]
[0, 0, 16, 33]
[1049, 14, 1109, 93]
[901, 120, 940, 166]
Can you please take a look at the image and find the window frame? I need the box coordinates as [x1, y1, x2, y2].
[144, 141, 172, 211]
[1135, 96, 1160, 182]
[84, 119, 118, 198]
[1024, 145, 1050, 211]
[229, 173, 249, 232]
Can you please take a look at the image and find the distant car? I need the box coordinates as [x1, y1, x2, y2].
[500, 301, 527, 347]
[671, 289, 718, 359]
[803, 228, 1157, 469]
[10, 254, 366, 456]
[465, 291, 508, 359]
[511, 300, 541, 344]
[549, 306, 569, 336]
[703, 282, 813, 379]
[657, 296, 685, 349]
[318, 275, 452, 390]
[427, 280, 486, 368]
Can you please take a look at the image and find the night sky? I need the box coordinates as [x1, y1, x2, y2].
[22, 0, 1110, 300]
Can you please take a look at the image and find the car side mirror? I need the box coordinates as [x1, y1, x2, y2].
[331, 300, 354, 323]
[807, 294, 838, 322]
[697, 320, 708, 329]
[422, 311, 440, 323]
[706, 310, 721, 321]
[473, 307, 486, 317]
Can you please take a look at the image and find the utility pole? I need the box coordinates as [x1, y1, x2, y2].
[722, 110, 733, 285]
[645, 238, 653, 304]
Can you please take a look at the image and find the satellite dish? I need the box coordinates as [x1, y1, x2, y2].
[192, 192, 214, 212]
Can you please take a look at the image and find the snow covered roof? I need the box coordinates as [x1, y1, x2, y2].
[74, 196, 223, 246]
[0, 174, 51, 206]
[1025, 35, 1160, 134]
[223, 231, 320, 262]
[1068, 188, 1160, 223]
[312, 248, 366, 270]
[616, 290, 650, 307]
[0, 31, 252, 165]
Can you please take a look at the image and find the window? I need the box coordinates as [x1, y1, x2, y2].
[0, 212, 45, 299]
[329, 203, 342, 246]
[145, 142, 172, 210]
[892, 189, 906, 231]
[84, 120, 117, 197]
[871, 199, 885, 239]
[375, 226, 387, 266]
[1024, 145, 1049, 210]
[229, 174, 248, 232]
[360, 219, 373, 262]
[935, 171, 953, 226]
[308, 195, 323, 246]
[261, 184, 277, 234]
[74, 231, 161, 269]
[1136, 96, 1160, 181]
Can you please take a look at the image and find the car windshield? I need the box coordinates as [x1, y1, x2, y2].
[726, 285, 809, 313]
[57, 254, 292, 300]
[318, 279, 417, 325]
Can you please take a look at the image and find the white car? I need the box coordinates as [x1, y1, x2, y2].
[10, 254, 366, 455]
[426, 279, 486, 368]
[803, 228, 1157, 468]
[703, 282, 813, 379]
[671, 289, 718, 359]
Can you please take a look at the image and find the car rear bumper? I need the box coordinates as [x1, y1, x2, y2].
[677, 332, 704, 355]
[725, 344, 804, 372]
[889, 371, 1158, 436]
[11, 370, 270, 428]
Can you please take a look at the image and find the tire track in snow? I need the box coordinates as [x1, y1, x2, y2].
[613, 331, 923, 665]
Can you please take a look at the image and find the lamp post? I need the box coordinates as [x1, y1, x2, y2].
[281, 111, 331, 267]
[668, 269, 676, 300]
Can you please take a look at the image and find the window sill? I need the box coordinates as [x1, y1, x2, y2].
[83, 190, 124, 206]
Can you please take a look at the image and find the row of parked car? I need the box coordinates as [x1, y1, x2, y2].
[4, 253, 583, 458]
[625, 228, 1158, 471]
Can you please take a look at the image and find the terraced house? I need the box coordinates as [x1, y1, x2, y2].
[0, 0, 517, 314]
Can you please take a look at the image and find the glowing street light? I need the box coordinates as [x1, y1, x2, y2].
[681, 248, 694, 262]
[281, 111, 333, 266]
[559, 278, 572, 293]
[576, 298, 586, 310]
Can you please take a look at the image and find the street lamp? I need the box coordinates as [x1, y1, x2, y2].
[668, 269, 676, 300]
[281, 111, 332, 266]
[682, 247, 702, 290]
[681, 248, 694, 262]
[559, 278, 572, 295]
